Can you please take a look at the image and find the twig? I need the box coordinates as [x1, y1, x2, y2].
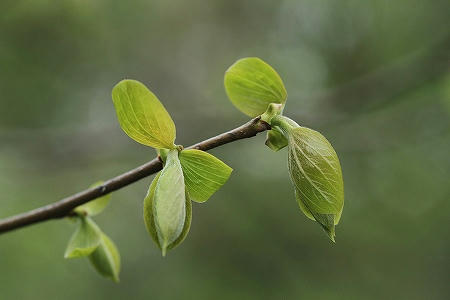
[0, 117, 270, 234]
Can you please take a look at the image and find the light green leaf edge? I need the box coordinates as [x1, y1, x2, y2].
[89, 232, 121, 282]
[64, 217, 102, 259]
[112, 79, 176, 149]
[74, 181, 111, 217]
[179, 149, 233, 203]
[143, 172, 192, 252]
[153, 150, 187, 256]
[294, 189, 337, 242]
[224, 57, 287, 117]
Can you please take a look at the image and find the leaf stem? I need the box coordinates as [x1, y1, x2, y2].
[270, 115, 299, 136]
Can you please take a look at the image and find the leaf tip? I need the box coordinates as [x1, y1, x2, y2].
[161, 244, 168, 257]
[329, 233, 336, 243]
[321, 222, 336, 243]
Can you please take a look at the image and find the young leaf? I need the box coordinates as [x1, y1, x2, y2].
[74, 181, 111, 216]
[224, 57, 287, 117]
[265, 128, 288, 152]
[89, 232, 121, 282]
[143, 172, 192, 251]
[287, 127, 344, 215]
[179, 149, 232, 203]
[153, 150, 186, 255]
[64, 217, 101, 258]
[112, 79, 176, 149]
[286, 126, 344, 240]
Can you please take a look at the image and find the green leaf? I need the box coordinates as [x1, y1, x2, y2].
[179, 149, 232, 203]
[74, 181, 111, 216]
[143, 172, 192, 251]
[89, 232, 121, 282]
[112, 79, 176, 149]
[153, 150, 187, 256]
[224, 57, 287, 117]
[265, 128, 288, 152]
[286, 126, 344, 241]
[287, 127, 344, 215]
[64, 217, 101, 258]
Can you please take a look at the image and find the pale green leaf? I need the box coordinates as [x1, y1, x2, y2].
[224, 57, 287, 117]
[270, 115, 344, 241]
[112, 79, 176, 149]
[89, 232, 121, 282]
[74, 181, 111, 216]
[179, 149, 232, 203]
[287, 126, 344, 241]
[265, 128, 288, 152]
[153, 150, 186, 256]
[143, 171, 192, 251]
[287, 127, 344, 215]
[64, 217, 101, 259]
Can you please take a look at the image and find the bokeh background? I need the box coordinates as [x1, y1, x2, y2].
[1, 0, 449, 299]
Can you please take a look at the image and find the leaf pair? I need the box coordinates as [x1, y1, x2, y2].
[112, 80, 232, 255]
[225, 58, 344, 241]
[143, 149, 232, 255]
[65, 217, 120, 282]
[65, 183, 120, 282]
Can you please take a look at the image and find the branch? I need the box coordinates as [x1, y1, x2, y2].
[0, 117, 270, 234]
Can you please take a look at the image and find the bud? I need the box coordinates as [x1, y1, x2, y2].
[272, 116, 344, 241]
[144, 150, 191, 255]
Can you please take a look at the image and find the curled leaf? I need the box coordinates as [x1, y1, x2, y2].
[271, 115, 344, 241]
[265, 128, 288, 152]
[74, 181, 111, 216]
[153, 150, 187, 255]
[224, 57, 287, 117]
[286, 126, 344, 241]
[143, 172, 192, 251]
[112, 79, 176, 149]
[64, 217, 101, 259]
[89, 232, 121, 282]
[179, 149, 232, 203]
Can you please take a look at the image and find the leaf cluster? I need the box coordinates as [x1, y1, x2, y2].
[64, 56, 345, 282]
[112, 80, 232, 256]
[65, 183, 120, 282]
[225, 57, 344, 241]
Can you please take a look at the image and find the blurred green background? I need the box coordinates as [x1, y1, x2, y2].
[1, 0, 449, 299]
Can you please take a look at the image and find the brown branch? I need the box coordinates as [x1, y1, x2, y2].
[0, 117, 270, 234]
